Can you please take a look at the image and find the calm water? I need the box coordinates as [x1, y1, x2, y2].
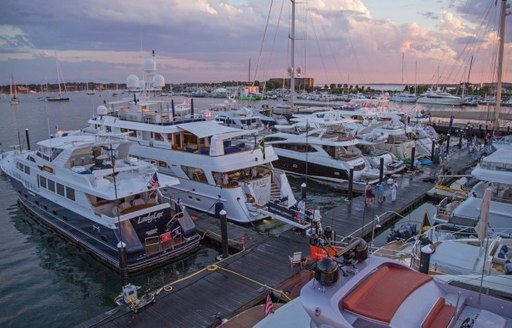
[0, 92, 472, 327]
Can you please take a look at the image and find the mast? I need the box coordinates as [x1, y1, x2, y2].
[55, 54, 62, 95]
[494, 0, 507, 130]
[462, 56, 474, 98]
[248, 58, 251, 83]
[290, 0, 296, 111]
[400, 52, 404, 91]
[414, 61, 418, 95]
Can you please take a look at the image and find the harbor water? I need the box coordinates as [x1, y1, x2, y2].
[0, 92, 479, 327]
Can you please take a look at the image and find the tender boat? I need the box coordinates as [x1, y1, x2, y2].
[0, 134, 200, 272]
[433, 148, 512, 236]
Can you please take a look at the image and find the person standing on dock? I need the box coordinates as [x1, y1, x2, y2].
[377, 182, 385, 203]
[365, 184, 375, 206]
[313, 206, 322, 234]
[297, 198, 306, 224]
[391, 180, 398, 202]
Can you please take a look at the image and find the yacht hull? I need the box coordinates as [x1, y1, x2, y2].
[8, 178, 200, 273]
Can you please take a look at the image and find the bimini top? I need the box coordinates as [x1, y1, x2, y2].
[341, 263, 432, 323]
[472, 148, 512, 183]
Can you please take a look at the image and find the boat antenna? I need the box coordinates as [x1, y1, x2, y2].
[494, 0, 508, 131]
[109, 142, 128, 285]
[110, 143, 123, 242]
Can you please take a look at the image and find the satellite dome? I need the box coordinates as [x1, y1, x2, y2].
[152, 74, 165, 88]
[126, 74, 140, 89]
[139, 80, 146, 89]
[143, 57, 156, 73]
[96, 105, 108, 116]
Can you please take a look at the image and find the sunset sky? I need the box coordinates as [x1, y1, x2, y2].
[0, 0, 510, 86]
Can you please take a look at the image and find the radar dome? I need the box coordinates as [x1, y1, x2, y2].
[139, 80, 146, 89]
[143, 57, 156, 73]
[152, 74, 165, 88]
[96, 105, 108, 116]
[126, 74, 140, 89]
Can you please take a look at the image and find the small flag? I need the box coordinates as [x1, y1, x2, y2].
[171, 227, 182, 238]
[264, 294, 274, 315]
[147, 172, 160, 189]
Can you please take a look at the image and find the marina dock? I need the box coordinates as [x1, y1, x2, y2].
[77, 146, 477, 328]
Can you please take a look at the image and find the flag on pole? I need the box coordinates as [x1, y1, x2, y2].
[147, 172, 160, 189]
[264, 294, 274, 315]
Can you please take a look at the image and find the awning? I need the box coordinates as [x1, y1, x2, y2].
[177, 121, 257, 139]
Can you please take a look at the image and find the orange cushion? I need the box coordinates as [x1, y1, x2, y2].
[341, 264, 432, 323]
[422, 298, 455, 328]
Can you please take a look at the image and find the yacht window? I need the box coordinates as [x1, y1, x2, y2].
[39, 175, 47, 188]
[181, 165, 207, 183]
[275, 143, 317, 153]
[52, 148, 63, 160]
[48, 180, 56, 192]
[66, 187, 75, 201]
[158, 161, 167, 168]
[56, 183, 65, 196]
[264, 137, 287, 142]
[153, 132, 164, 141]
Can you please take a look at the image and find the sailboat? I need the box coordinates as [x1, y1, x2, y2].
[86, 82, 95, 95]
[390, 53, 418, 103]
[10, 73, 19, 105]
[47, 54, 70, 102]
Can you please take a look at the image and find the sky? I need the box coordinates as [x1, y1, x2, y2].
[0, 0, 511, 86]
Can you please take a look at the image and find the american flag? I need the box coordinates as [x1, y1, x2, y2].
[264, 294, 274, 315]
[147, 172, 160, 189]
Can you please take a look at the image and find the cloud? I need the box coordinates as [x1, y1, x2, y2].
[0, 0, 510, 85]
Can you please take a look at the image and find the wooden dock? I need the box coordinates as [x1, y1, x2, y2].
[76, 147, 476, 328]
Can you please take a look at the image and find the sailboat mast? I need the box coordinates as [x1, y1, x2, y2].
[400, 52, 404, 90]
[290, 0, 296, 110]
[55, 54, 62, 94]
[494, 0, 507, 130]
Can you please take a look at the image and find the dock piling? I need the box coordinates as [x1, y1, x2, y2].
[410, 147, 416, 171]
[379, 158, 384, 183]
[117, 241, 128, 287]
[301, 183, 307, 201]
[220, 209, 229, 259]
[348, 169, 353, 201]
[418, 245, 433, 274]
[25, 128, 31, 151]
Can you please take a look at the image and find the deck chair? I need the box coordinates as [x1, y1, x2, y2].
[289, 251, 303, 269]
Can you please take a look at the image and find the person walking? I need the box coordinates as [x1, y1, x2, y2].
[297, 198, 306, 224]
[377, 182, 385, 203]
[365, 184, 375, 206]
[391, 180, 398, 201]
